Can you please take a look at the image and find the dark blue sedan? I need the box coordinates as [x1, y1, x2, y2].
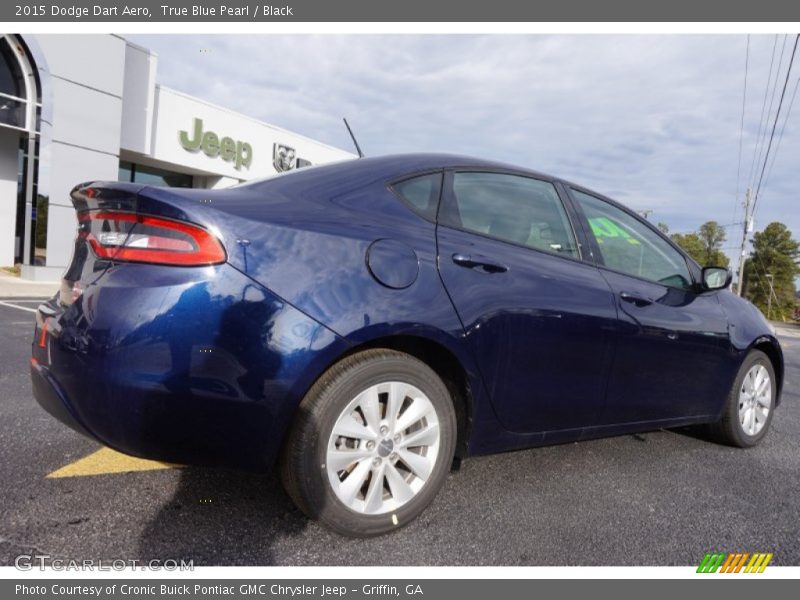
[31, 154, 784, 536]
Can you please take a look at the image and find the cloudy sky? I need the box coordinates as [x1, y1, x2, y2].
[130, 34, 799, 266]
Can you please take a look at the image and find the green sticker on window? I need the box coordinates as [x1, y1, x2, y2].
[589, 217, 640, 245]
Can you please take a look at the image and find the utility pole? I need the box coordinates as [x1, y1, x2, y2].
[736, 188, 753, 297]
[766, 274, 774, 320]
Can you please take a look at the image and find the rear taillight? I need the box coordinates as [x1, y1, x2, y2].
[78, 211, 226, 266]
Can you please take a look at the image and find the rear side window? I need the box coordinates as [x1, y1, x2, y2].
[571, 188, 693, 289]
[391, 172, 442, 221]
[440, 172, 579, 258]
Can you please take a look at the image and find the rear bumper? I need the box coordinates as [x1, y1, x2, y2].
[30, 263, 348, 470]
[30, 357, 93, 437]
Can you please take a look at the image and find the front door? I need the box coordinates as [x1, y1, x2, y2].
[568, 187, 732, 424]
[436, 171, 618, 434]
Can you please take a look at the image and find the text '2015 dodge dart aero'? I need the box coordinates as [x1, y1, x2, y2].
[31, 154, 784, 537]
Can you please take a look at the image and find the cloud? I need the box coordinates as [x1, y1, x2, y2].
[129, 34, 800, 266]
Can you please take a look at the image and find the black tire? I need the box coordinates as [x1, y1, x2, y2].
[707, 350, 776, 448]
[279, 348, 457, 537]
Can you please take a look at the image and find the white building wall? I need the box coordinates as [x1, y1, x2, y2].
[33, 34, 125, 95]
[120, 41, 157, 155]
[24, 34, 127, 280]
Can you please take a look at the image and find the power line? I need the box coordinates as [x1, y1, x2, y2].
[762, 73, 800, 191]
[752, 34, 800, 217]
[746, 35, 780, 191]
[732, 35, 750, 227]
[750, 34, 789, 193]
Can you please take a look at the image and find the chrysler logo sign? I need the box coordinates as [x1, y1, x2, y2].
[273, 144, 313, 173]
[273, 143, 296, 173]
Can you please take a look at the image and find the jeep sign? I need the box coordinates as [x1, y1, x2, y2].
[179, 118, 253, 170]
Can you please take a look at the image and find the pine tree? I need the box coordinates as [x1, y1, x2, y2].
[743, 222, 800, 320]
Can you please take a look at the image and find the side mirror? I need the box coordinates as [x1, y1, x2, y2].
[702, 266, 732, 291]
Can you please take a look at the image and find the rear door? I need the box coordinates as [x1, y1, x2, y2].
[567, 187, 732, 423]
[436, 170, 618, 434]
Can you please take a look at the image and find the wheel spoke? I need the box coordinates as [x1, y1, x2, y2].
[327, 448, 372, 472]
[748, 371, 757, 394]
[363, 463, 386, 513]
[333, 415, 375, 441]
[400, 422, 440, 449]
[385, 382, 407, 430]
[396, 397, 433, 433]
[337, 459, 372, 506]
[385, 462, 415, 504]
[398, 449, 433, 481]
[357, 386, 382, 434]
[753, 367, 765, 394]
[755, 374, 769, 396]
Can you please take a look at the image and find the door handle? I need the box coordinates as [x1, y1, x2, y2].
[452, 253, 508, 274]
[619, 291, 653, 307]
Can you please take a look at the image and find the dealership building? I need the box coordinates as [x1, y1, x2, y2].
[0, 34, 355, 280]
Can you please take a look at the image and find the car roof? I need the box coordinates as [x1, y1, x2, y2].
[236, 152, 564, 194]
[337, 153, 558, 180]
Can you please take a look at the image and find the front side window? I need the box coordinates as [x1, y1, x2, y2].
[571, 189, 693, 289]
[440, 172, 579, 258]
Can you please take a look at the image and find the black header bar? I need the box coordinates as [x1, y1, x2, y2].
[4, 0, 800, 22]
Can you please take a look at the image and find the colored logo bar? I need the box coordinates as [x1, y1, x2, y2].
[697, 552, 773, 573]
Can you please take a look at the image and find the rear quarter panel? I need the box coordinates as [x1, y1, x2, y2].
[143, 165, 472, 364]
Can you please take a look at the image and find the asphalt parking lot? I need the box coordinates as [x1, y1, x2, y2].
[1, 297, 798, 566]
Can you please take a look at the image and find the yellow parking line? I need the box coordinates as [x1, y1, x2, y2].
[47, 447, 180, 478]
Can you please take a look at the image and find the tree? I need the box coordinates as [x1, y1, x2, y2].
[697, 221, 729, 267]
[670, 232, 706, 265]
[743, 222, 800, 320]
[657, 222, 670, 235]
[670, 221, 729, 267]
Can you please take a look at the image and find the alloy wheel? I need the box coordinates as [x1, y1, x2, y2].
[326, 381, 441, 514]
[738, 364, 772, 436]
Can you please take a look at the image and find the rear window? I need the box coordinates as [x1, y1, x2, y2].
[440, 172, 579, 258]
[391, 172, 443, 221]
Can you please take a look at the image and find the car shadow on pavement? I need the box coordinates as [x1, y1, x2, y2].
[137, 466, 308, 565]
[667, 424, 715, 443]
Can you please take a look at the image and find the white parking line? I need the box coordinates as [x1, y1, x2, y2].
[0, 300, 38, 314]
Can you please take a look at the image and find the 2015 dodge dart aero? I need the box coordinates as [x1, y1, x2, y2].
[31, 154, 784, 537]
